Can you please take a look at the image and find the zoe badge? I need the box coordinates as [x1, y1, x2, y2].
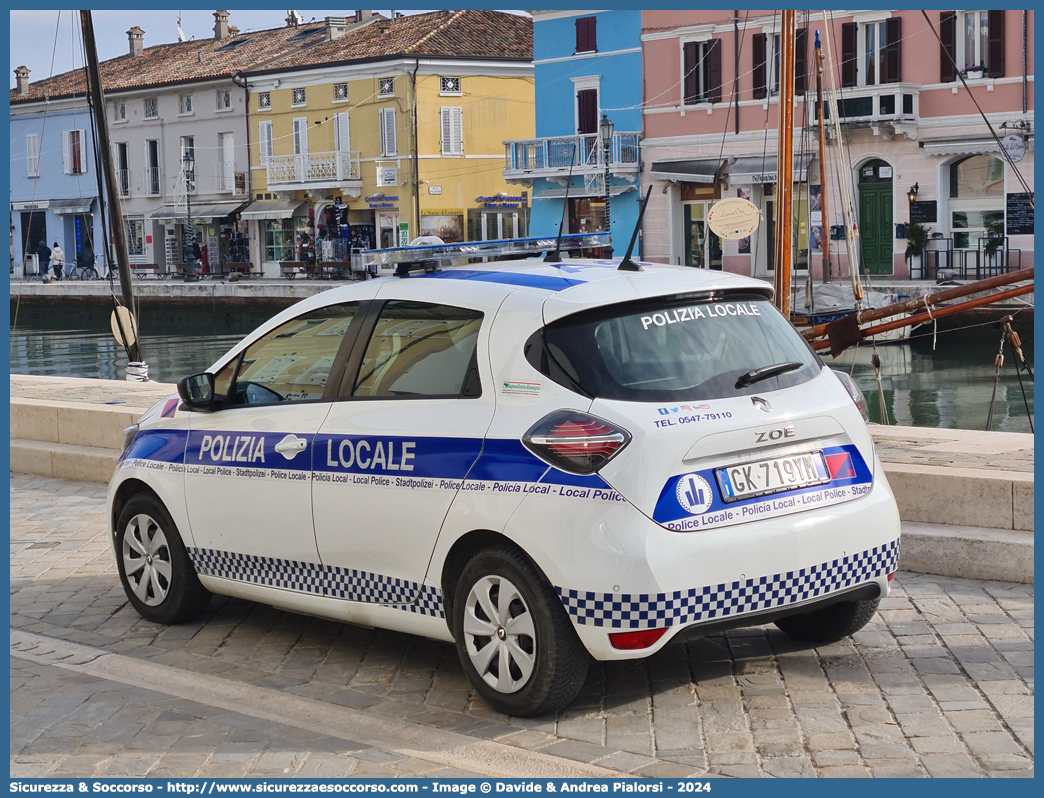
[676, 473, 714, 515]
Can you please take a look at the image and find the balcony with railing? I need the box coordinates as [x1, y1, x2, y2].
[503, 133, 641, 182]
[215, 166, 247, 196]
[143, 167, 161, 197]
[117, 169, 130, 197]
[266, 151, 361, 191]
[810, 84, 919, 138]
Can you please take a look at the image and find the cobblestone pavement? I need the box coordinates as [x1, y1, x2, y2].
[10, 475, 1034, 778]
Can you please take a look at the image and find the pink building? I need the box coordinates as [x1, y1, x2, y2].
[639, 10, 1034, 280]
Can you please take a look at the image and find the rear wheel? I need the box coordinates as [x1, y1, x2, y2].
[774, 598, 880, 643]
[115, 494, 211, 624]
[452, 545, 588, 717]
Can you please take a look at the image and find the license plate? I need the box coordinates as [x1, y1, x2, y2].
[716, 451, 830, 502]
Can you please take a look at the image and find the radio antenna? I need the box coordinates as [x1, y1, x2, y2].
[617, 186, 652, 271]
[544, 142, 579, 264]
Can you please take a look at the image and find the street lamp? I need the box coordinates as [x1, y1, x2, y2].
[599, 113, 615, 258]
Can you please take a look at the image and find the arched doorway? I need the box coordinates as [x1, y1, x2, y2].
[857, 158, 893, 275]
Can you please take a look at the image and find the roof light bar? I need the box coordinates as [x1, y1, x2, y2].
[362, 233, 611, 276]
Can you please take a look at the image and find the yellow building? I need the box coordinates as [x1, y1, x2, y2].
[241, 11, 534, 276]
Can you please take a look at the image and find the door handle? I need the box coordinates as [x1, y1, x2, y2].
[274, 434, 308, 460]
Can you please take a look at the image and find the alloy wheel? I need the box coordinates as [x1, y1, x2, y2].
[463, 575, 536, 693]
[122, 513, 172, 606]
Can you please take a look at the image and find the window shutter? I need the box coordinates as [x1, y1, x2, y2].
[335, 112, 351, 152]
[62, 131, 72, 174]
[26, 134, 39, 177]
[259, 121, 273, 166]
[683, 41, 698, 105]
[752, 34, 767, 99]
[77, 129, 87, 174]
[293, 118, 308, 155]
[452, 107, 463, 154]
[940, 12, 957, 82]
[576, 17, 595, 53]
[841, 23, 857, 87]
[706, 39, 722, 104]
[794, 28, 808, 95]
[380, 108, 397, 156]
[883, 18, 901, 83]
[988, 10, 1005, 78]
[440, 108, 452, 154]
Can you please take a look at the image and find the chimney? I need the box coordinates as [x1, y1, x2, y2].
[213, 10, 230, 40]
[127, 27, 144, 57]
[325, 17, 348, 41]
[14, 65, 30, 95]
[355, 10, 373, 23]
[286, 13, 298, 28]
[228, 25, 239, 37]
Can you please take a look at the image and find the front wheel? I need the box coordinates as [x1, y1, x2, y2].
[774, 597, 880, 643]
[115, 493, 212, 624]
[453, 545, 588, 717]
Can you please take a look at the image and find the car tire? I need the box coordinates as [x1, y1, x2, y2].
[774, 597, 880, 643]
[452, 545, 588, 717]
[115, 493, 212, 625]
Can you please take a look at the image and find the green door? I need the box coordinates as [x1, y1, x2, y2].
[858, 183, 893, 275]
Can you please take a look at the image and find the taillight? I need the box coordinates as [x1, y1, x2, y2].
[831, 369, 870, 422]
[609, 628, 668, 650]
[522, 410, 631, 474]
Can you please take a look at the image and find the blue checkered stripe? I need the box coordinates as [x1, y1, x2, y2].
[188, 548, 445, 618]
[556, 539, 900, 630]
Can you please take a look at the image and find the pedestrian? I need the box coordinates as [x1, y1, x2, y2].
[78, 244, 96, 277]
[191, 236, 203, 279]
[36, 240, 51, 280]
[50, 242, 65, 280]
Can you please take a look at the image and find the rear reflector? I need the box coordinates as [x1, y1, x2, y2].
[609, 628, 668, 651]
[523, 410, 631, 475]
[887, 571, 896, 582]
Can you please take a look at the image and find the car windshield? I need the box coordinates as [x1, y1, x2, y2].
[541, 294, 821, 402]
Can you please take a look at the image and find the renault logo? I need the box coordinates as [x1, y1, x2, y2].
[752, 396, 772, 413]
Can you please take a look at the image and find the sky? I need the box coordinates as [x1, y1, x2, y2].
[9, 8, 528, 90]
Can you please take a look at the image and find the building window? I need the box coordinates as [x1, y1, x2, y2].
[842, 19, 902, 87]
[948, 154, 1005, 250]
[291, 88, 306, 107]
[180, 136, 195, 193]
[683, 39, 722, 104]
[144, 139, 160, 196]
[379, 107, 397, 156]
[125, 217, 146, 263]
[334, 83, 348, 101]
[440, 107, 463, 155]
[575, 16, 596, 53]
[292, 118, 308, 155]
[258, 92, 271, 110]
[113, 101, 126, 122]
[259, 120, 273, 167]
[334, 112, 351, 152]
[143, 97, 158, 118]
[263, 218, 305, 263]
[216, 89, 232, 110]
[752, 33, 780, 98]
[963, 11, 989, 73]
[26, 134, 39, 178]
[116, 142, 130, 196]
[62, 130, 87, 175]
[440, 76, 461, 95]
[179, 94, 193, 115]
[378, 78, 395, 97]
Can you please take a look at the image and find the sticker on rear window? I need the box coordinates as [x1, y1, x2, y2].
[502, 380, 542, 396]
[640, 302, 761, 331]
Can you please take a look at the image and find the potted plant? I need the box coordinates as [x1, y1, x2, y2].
[963, 63, 986, 80]
[904, 220, 930, 277]
[983, 218, 1004, 269]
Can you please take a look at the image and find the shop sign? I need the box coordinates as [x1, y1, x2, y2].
[1002, 135, 1026, 163]
[477, 195, 524, 209]
[707, 197, 762, 240]
[398, 222, 409, 247]
[366, 195, 398, 209]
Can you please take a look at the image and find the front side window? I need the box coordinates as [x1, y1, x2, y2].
[62, 130, 87, 175]
[125, 217, 145, 262]
[229, 303, 359, 405]
[575, 16, 596, 53]
[354, 301, 483, 398]
[963, 10, 989, 72]
[258, 92, 271, 110]
[378, 77, 395, 97]
[217, 89, 232, 110]
[440, 76, 461, 95]
[179, 94, 193, 114]
[143, 97, 158, 118]
[291, 88, 306, 106]
[26, 134, 39, 177]
[683, 39, 721, 104]
[949, 154, 1005, 249]
[180, 136, 195, 193]
[263, 218, 305, 262]
[334, 83, 348, 101]
[536, 295, 820, 402]
[114, 101, 126, 121]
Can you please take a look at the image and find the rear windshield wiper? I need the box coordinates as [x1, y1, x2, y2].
[735, 361, 804, 389]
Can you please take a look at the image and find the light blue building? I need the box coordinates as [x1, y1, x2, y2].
[503, 10, 642, 253]
[11, 67, 108, 276]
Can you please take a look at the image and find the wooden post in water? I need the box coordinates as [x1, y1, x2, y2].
[815, 30, 832, 284]
[80, 10, 141, 363]
[773, 10, 797, 319]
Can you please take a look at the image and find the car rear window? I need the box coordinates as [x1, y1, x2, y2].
[533, 294, 822, 402]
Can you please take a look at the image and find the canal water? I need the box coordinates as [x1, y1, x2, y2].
[9, 314, 1034, 433]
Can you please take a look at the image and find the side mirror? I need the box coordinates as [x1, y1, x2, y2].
[177, 373, 215, 410]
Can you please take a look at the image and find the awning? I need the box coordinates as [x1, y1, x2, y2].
[922, 138, 1000, 158]
[48, 198, 96, 214]
[533, 185, 637, 199]
[650, 154, 811, 185]
[149, 201, 249, 223]
[238, 199, 310, 221]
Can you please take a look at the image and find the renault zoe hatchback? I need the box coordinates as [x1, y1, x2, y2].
[109, 240, 900, 716]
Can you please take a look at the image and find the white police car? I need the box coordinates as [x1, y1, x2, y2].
[109, 232, 900, 716]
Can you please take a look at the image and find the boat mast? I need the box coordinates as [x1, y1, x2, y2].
[773, 10, 797, 319]
[815, 30, 831, 284]
[79, 11, 141, 362]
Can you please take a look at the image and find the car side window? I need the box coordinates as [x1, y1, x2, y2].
[354, 301, 483, 398]
[228, 303, 359, 406]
